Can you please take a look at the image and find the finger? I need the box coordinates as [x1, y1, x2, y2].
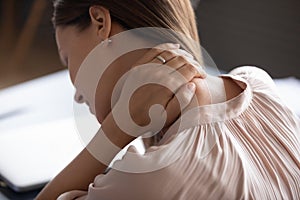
[155, 43, 180, 51]
[166, 49, 206, 78]
[150, 50, 177, 65]
[164, 82, 196, 127]
[154, 51, 207, 79]
[173, 63, 205, 82]
[171, 48, 194, 60]
[150, 48, 194, 65]
[164, 55, 187, 70]
[184, 58, 206, 78]
[133, 43, 180, 67]
[166, 55, 206, 78]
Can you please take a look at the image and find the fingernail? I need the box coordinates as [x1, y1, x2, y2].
[169, 43, 180, 48]
[187, 82, 196, 92]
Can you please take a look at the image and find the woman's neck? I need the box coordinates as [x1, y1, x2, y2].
[145, 74, 245, 147]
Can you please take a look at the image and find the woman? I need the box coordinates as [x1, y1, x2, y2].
[37, 0, 300, 199]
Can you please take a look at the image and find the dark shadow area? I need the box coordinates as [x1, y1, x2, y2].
[0, 0, 63, 89]
[195, 0, 300, 78]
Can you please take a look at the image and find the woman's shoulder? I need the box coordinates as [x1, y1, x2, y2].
[228, 66, 276, 89]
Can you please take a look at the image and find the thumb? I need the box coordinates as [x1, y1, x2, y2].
[165, 82, 196, 127]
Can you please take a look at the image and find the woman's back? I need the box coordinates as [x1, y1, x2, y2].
[59, 66, 300, 200]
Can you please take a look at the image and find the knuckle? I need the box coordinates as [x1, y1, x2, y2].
[162, 50, 174, 58]
[186, 64, 198, 74]
[177, 55, 187, 63]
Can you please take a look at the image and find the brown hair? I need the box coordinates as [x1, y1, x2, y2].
[53, 0, 202, 145]
[52, 0, 202, 63]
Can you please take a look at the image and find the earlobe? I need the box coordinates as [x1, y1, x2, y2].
[89, 6, 112, 40]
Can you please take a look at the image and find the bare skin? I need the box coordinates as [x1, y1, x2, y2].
[36, 6, 243, 200]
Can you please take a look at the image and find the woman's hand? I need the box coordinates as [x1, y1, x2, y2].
[105, 43, 206, 143]
[36, 44, 205, 200]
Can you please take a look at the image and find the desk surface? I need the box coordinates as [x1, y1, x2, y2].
[0, 186, 40, 200]
[0, 70, 83, 199]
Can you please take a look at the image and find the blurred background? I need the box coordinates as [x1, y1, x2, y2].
[0, 0, 299, 89]
[0, 0, 62, 89]
[195, 0, 300, 78]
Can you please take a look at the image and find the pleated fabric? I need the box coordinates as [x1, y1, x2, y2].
[59, 67, 300, 200]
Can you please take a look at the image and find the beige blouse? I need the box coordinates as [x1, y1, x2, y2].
[58, 67, 300, 200]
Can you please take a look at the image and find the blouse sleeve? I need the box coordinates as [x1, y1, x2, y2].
[228, 66, 287, 104]
[229, 66, 276, 89]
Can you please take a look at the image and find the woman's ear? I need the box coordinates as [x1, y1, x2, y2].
[89, 6, 112, 40]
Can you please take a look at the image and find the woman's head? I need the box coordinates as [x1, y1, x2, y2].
[53, 0, 199, 39]
[53, 0, 201, 122]
[54, 0, 200, 70]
